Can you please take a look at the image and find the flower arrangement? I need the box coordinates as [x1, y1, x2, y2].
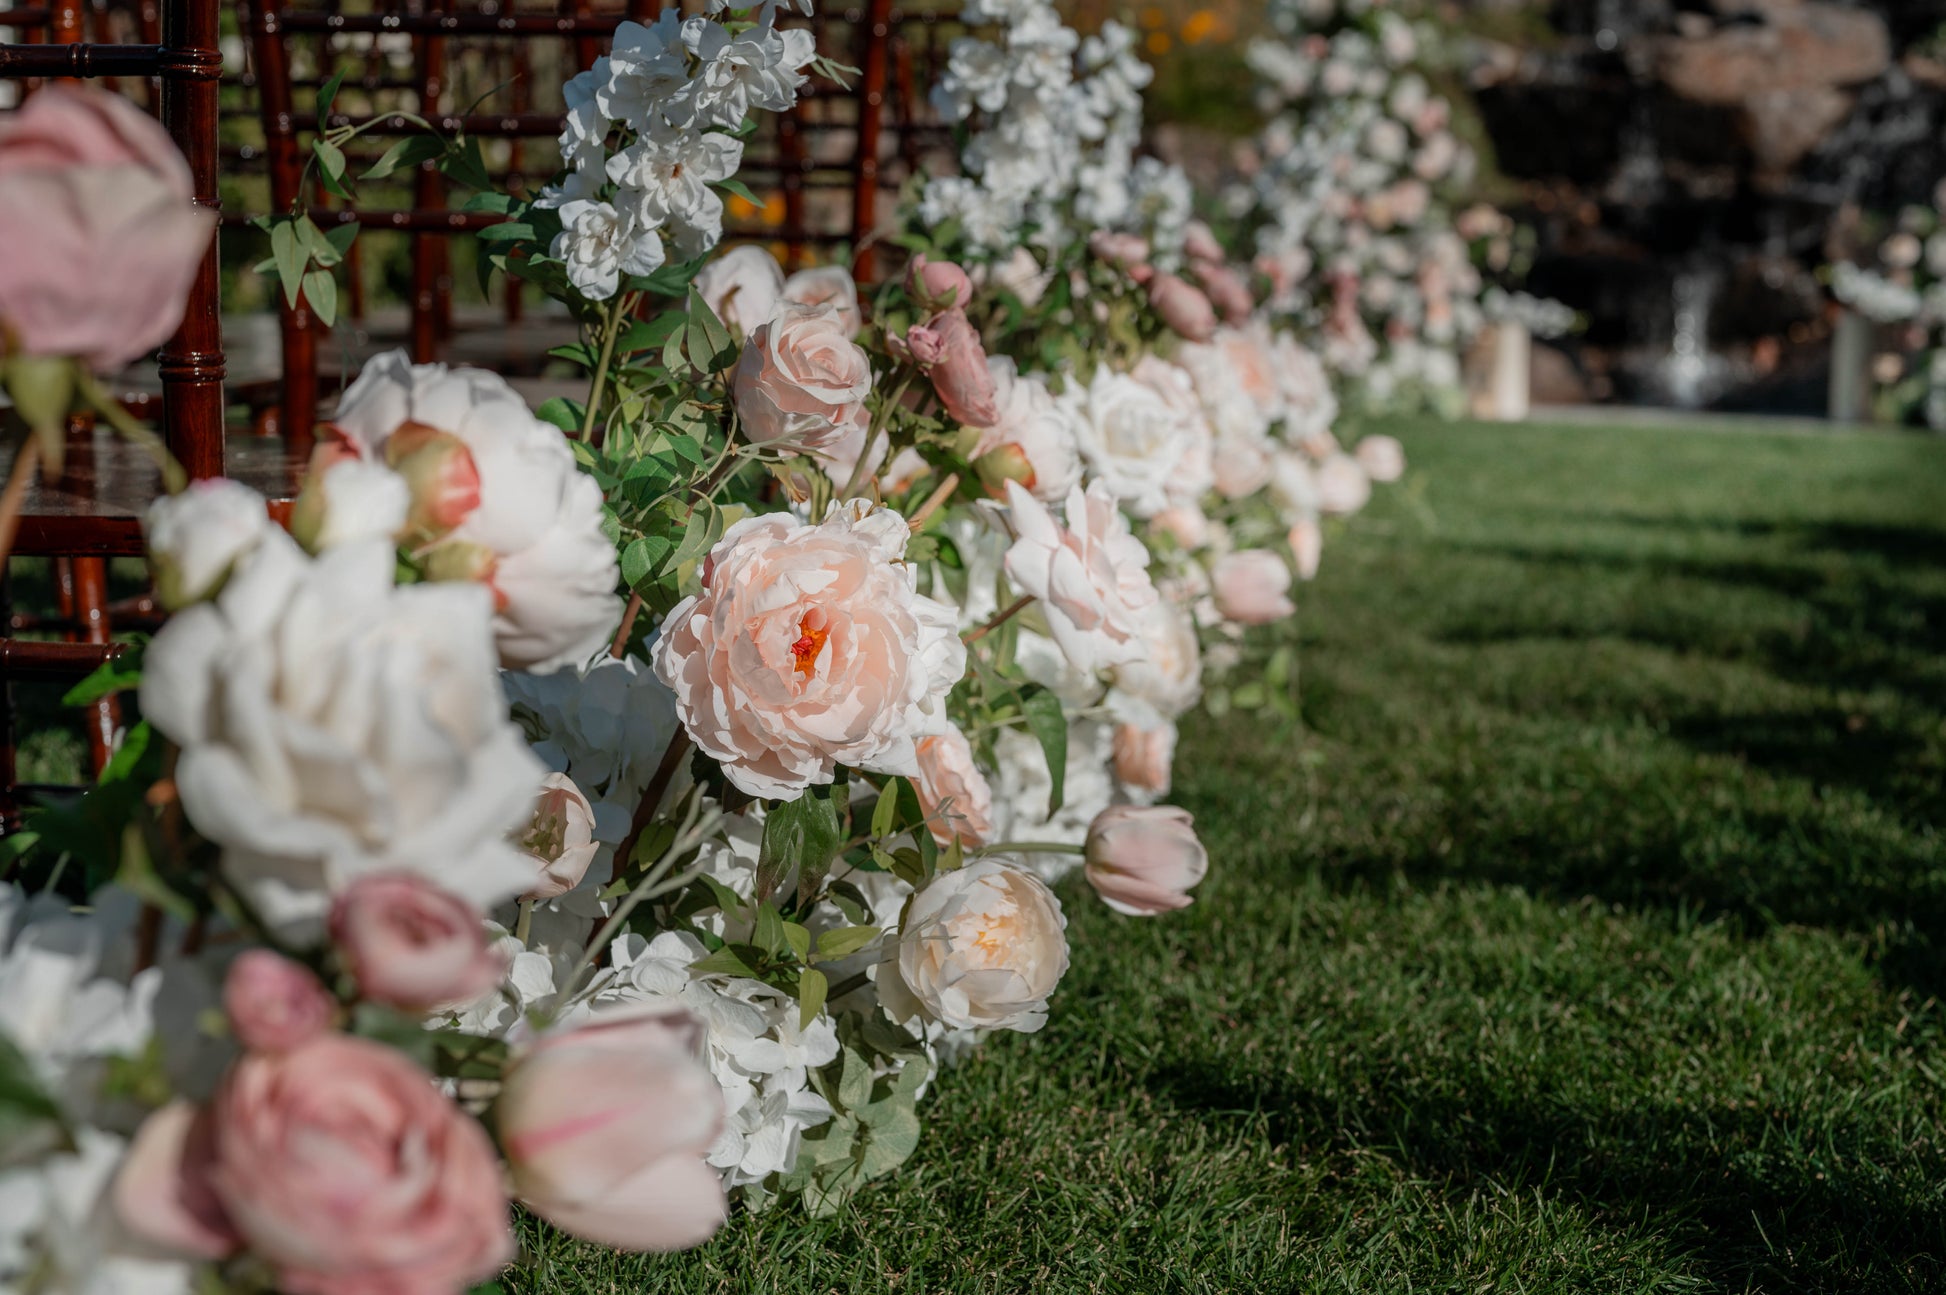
[1826, 187, 1946, 429]
[0, 4, 1412, 1290]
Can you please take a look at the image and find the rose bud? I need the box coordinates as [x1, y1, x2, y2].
[1288, 517, 1324, 582]
[1147, 273, 1219, 342]
[1194, 261, 1256, 325]
[144, 477, 273, 610]
[222, 950, 335, 1053]
[1183, 220, 1226, 265]
[1087, 231, 1152, 274]
[499, 1003, 727, 1252]
[912, 727, 995, 847]
[328, 873, 507, 1012]
[904, 308, 1000, 428]
[1084, 804, 1209, 916]
[1211, 549, 1297, 625]
[1112, 721, 1177, 801]
[906, 253, 974, 313]
[518, 772, 600, 901]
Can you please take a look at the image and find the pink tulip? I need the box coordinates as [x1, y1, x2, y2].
[328, 874, 506, 1012]
[1183, 220, 1226, 265]
[906, 253, 974, 312]
[1112, 723, 1176, 799]
[1147, 274, 1218, 343]
[115, 1036, 514, 1294]
[223, 951, 334, 1054]
[1211, 549, 1296, 625]
[1288, 518, 1323, 582]
[1193, 261, 1255, 326]
[903, 309, 1000, 428]
[1087, 231, 1151, 275]
[0, 86, 215, 371]
[499, 1003, 728, 1252]
[1084, 805, 1208, 916]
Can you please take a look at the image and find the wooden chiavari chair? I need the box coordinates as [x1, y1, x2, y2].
[0, 0, 233, 827]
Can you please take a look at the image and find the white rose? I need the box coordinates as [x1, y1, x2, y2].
[1062, 365, 1195, 518]
[972, 357, 1084, 503]
[140, 534, 546, 933]
[877, 859, 1070, 1034]
[1108, 598, 1203, 721]
[324, 351, 623, 673]
[695, 244, 786, 334]
[143, 477, 272, 610]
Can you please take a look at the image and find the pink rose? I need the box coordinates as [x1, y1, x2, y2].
[1211, 550, 1296, 625]
[913, 726, 995, 847]
[223, 951, 335, 1053]
[1316, 451, 1373, 516]
[1147, 274, 1218, 343]
[0, 86, 216, 370]
[1193, 262, 1255, 325]
[1084, 805, 1208, 917]
[1355, 434, 1406, 484]
[651, 502, 967, 800]
[906, 253, 974, 312]
[517, 772, 600, 901]
[901, 308, 1000, 428]
[732, 301, 874, 457]
[1087, 231, 1151, 274]
[1112, 722, 1176, 801]
[328, 874, 507, 1012]
[115, 1036, 513, 1295]
[782, 264, 863, 336]
[499, 1004, 726, 1252]
[1288, 517, 1323, 582]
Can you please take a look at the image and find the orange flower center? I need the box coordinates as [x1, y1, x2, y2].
[790, 618, 830, 677]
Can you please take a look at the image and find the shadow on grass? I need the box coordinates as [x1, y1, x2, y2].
[1149, 1060, 1946, 1292]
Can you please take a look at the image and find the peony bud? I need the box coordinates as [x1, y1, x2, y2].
[1211, 549, 1296, 625]
[518, 772, 600, 901]
[1288, 517, 1323, 582]
[906, 253, 974, 313]
[499, 1003, 727, 1252]
[1083, 805, 1208, 916]
[1147, 273, 1218, 342]
[223, 950, 335, 1053]
[328, 874, 507, 1012]
[906, 309, 1000, 428]
[1087, 231, 1151, 274]
[385, 420, 483, 544]
[974, 442, 1038, 496]
[420, 538, 501, 590]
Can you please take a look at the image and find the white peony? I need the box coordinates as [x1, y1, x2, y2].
[1062, 365, 1195, 518]
[1001, 480, 1157, 675]
[143, 477, 272, 611]
[971, 358, 1083, 502]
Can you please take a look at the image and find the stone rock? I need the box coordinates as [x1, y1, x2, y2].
[1742, 85, 1855, 173]
[1530, 342, 1593, 406]
[1658, 4, 1890, 106]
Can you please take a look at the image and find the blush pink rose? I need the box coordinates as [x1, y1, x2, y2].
[499, 1004, 726, 1253]
[1355, 434, 1406, 484]
[1084, 805, 1208, 916]
[901, 308, 1000, 428]
[732, 301, 874, 457]
[0, 86, 216, 371]
[906, 253, 974, 312]
[1147, 273, 1218, 342]
[1288, 517, 1324, 582]
[913, 726, 995, 847]
[651, 501, 967, 800]
[328, 874, 507, 1012]
[1112, 722, 1176, 802]
[114, 1036, 514, 1295]
[1002, 480, 1159, 674]
[1211, 550, 1296, 625]
[1316, 451, 1374, 516]
[223, 951, 335, 1054]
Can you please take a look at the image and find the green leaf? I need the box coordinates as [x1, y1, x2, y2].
[316, 67, 346, 119]
[797, 967, 828, 1030]
[313, 139, 351, 199]
[440, 135, 494, 192]
[756, 786, 843, 903]
[836, 1046, 873, 1110]
[302, 268, 338, 329]
[1019, 685, 1068, 814]
[97, 721, 152, 788]
[476, 221, 535, 246]
[533, 396, 582, 435]
[62, 652, 142, 707]
[270, 220, 305, 308]
[717, 176, 762, 207]
[349, 1003, 438, 1068]
[362, 133, 446, 182]
[689, 944, 761, 978]
[0, 1028, 70, 1164]
[619, 536, 653, 589]
[781, 920, 813, 962]
[753, 902, 789, 957]
[869, 777, 903, 841]
[814, 924, 881, 962]
[694, 873, 746, 920]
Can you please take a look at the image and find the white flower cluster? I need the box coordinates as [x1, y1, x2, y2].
[541, 4, 819, 298]
[1482, 287, 1577, 340]
[1828, 190, 1946, 428]
[921, 4, 1194, 262]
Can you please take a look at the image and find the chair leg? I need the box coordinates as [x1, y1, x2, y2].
[70, 558, 120, 777]
[0, 563, 17, 832]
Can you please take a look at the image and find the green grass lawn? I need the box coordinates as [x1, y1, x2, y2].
[507, 419, 1946, 1293]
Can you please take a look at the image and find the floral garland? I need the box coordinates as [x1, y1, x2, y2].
[0, 4, 1410, 1290]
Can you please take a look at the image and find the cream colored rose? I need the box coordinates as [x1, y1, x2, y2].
[877, 859, 1070, 1034]
[912, 726, 995, 847]
[1109, 598, 1203, 721]
[731, 302, 874, 459]
[1316, 452, 1373, 516]
[695, 244, 785, 335]
[1002, 480, 1158, 675]
[652, 502, 966, 800]
[1061, 365, 1195, 518]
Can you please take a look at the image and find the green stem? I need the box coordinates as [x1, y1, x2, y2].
[578, 291, 631, 442]
[838, 366, 917, 501]
[75, 371, 186, 494]
[513, 899, 535, 946]
[970, 841, 1086, 858]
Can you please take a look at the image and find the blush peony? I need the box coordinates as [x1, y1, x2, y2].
[878, 859, 1070, 1034]
[652, 501, 966, 800]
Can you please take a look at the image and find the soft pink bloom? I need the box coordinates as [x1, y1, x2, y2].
[1193, 262, 1255, 325]
[912, 726, 995, 847]
[1316, 451, 1374, 516]
[1084, 805, 1208, 916]
[1288, 517, 1324, 581]
[906, 253, 974, 312]
[223, 951, 334, 1054]
[695, 244, 785, 334]
[878, 859, 1069, 1033]
[328, 874, 507, 1012]
[782, 264, 863, 336]
[1112, 722, 1176, 802]
[381, 421, 484, 544]
[652, 501, 967, 800]
[1355, 434, 1406, 484]
[1002, 480, 1159, 674]
[1211, 550, 1296, 625]
[1183, 220, 1226, 265]
[499, 1004, 726, 1253]
[1147, 273, 1218, 342]
[518, 772, 600, 901]
[0, 86, 215, 371]
[970, 357, 1083, 502]
[1150, 504, 1209, 551]
[114, 1036, 513, 1295]
[901, 308, 1000, 428]
[733, 301, 875, 458]
[1087, 231, 1151, 274]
